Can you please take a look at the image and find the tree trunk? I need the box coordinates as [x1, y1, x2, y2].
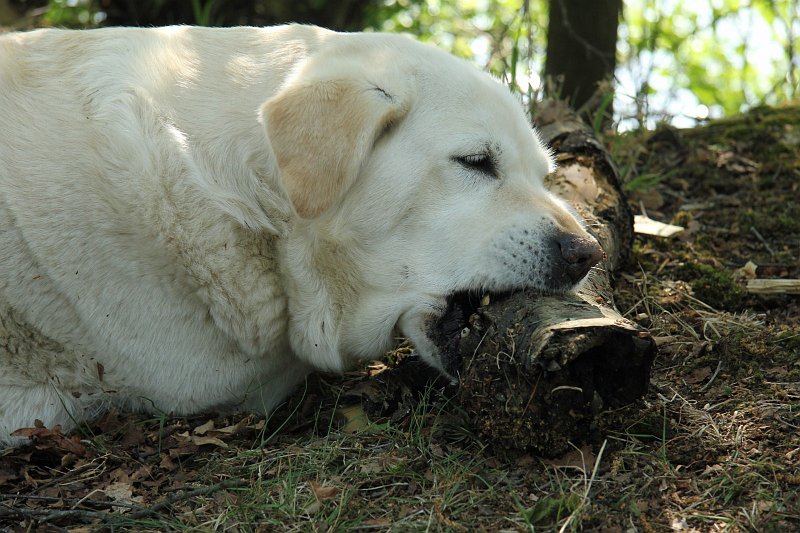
[545, 0, 621, 118]
[447, 100, 654, 456]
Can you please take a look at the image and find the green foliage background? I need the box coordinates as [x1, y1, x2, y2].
[29, 0, 800, 130]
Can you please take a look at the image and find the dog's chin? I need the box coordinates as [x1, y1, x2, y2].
[414, 290, 484, 380]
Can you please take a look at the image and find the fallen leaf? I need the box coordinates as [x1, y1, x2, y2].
[191, 435, 228, 448]
[159, 454, 177, 471]
[543, 445, 596, 470]
[685, 366, 712, 384]
[737, 260, 759, 279]
[103, 481, 133, 502]
[309, 480, 339, 501]
[429, 442, 445, 457]
[303, 500, 322, 516]
[10, 423, 88, 456]
[120, 424, 146, 447]
[360, 460, 383, 474]
[193, 420, 215, 435]
[338, 404, 369, 433]
[215, 416, 251, 435]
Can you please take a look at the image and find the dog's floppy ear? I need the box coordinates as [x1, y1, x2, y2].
[261, 72, 411, 218]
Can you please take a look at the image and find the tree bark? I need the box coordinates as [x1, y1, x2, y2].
[438, 100, 655, 456]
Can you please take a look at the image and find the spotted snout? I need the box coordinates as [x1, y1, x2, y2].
[487, 225, 605, 294]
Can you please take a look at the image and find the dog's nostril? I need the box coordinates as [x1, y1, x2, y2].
[558, 234, 605, 283]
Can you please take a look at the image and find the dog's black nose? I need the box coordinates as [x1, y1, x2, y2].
[558, 234, 605, 283]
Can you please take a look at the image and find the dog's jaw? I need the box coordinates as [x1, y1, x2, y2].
[397, 297, 461, 383]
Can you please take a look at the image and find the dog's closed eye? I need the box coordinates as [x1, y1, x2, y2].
[454, 153, 497, 178]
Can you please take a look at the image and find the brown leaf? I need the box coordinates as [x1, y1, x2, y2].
[543, 445, 596, 469]
[10, 423, 88, 456]
[120, 424, 146, 447]
[103, 481, 134, 502]
[216, 416, 252, 435]
[159, 453, 177, 471]
[359, 460, 383, 474]
[309, 480, 338, 501]
[169, 443, 199, 457]
[191, 435, 228, 448]
[193, 420, 215, 435]
[685, 366, 712, 384]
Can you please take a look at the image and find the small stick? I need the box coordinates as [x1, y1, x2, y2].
[128, 478, 246, 519]
[699, 360, 723, 392]
[0, 492, 140, 510]
[749, 226, 776, 257]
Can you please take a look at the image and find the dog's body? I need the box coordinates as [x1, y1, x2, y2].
[0, 25, 602, 446]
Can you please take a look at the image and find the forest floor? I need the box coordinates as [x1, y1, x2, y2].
[1, 105, 799, 532]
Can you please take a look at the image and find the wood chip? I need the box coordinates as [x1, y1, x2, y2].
[633, 215, 684, 237]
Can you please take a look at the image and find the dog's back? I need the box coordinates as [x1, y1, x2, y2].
[0, 26, 321, 443]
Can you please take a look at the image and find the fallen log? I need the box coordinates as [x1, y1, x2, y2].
[439, 100, 656, 456]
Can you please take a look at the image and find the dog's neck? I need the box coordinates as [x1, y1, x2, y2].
[278, 218, 365, 372]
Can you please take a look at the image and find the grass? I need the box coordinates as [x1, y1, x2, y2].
[2, 320, 798, 531]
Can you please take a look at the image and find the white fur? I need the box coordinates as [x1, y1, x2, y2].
[0, 25, 597, 446]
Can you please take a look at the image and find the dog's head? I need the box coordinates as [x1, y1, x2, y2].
[260, 31, 603, 377]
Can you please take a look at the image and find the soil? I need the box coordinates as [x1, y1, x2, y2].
[1, 105, 798, 532]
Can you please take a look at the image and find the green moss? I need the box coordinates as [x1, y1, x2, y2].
[739, 207, 800, 235]
[676, 262, 746, 311]
[520, 493, 582, 526]
[671, 210, 694, 227]
[685, 106, 800, 164]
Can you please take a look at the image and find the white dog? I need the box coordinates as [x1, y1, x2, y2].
[0, 25, 603, 446]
